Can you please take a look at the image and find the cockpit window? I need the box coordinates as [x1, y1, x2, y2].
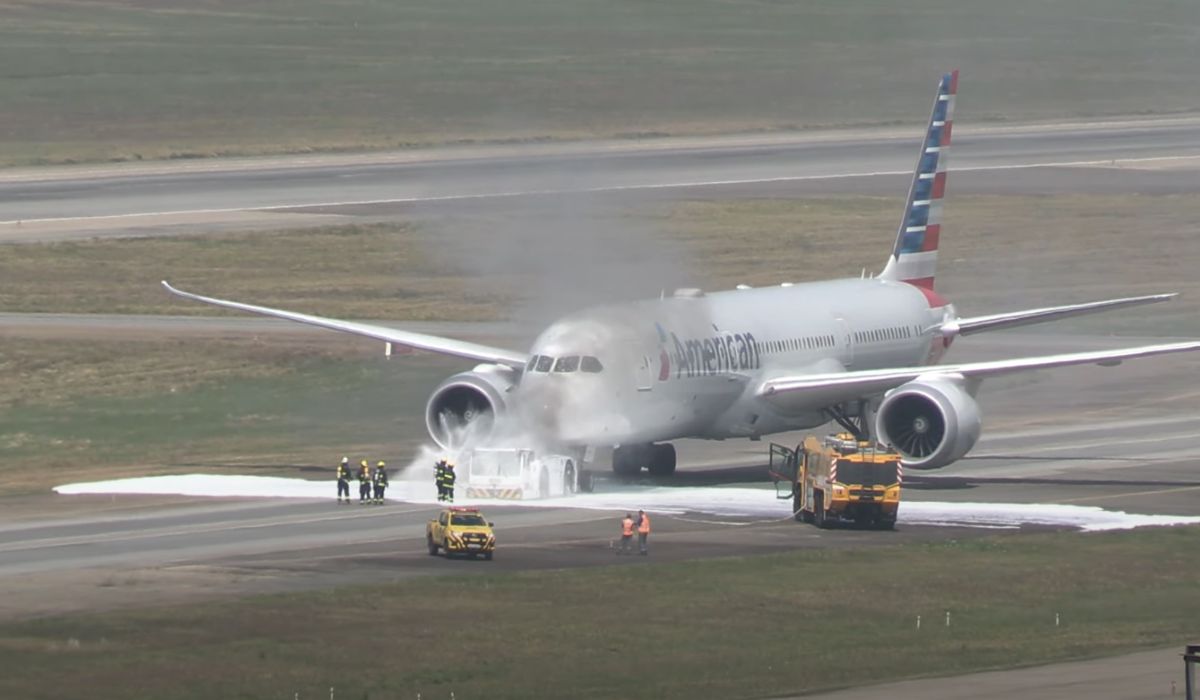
[526, 356, 539, 372]
[553, 355, 580, 373]
[580, 356, 604, 373]
[534, 356, 554, 372]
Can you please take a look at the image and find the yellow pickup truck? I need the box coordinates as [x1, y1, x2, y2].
[426, 507, 496, 560]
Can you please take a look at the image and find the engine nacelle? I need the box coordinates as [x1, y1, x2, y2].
[875, 377, 982, 469]
[425, 365, 517, 450]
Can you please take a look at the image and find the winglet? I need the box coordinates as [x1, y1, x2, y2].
[880, 70, 958, 290]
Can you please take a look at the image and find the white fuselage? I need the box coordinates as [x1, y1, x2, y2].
[517, 278, 954, 447]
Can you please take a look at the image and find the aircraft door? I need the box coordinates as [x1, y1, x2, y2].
[836, 317, 855, 368]
[636, 355, 653, 392]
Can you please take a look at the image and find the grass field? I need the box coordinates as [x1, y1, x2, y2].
[0, 526, 1197, 699]
[0, 336, 457, 494]
[4, 193, 1199, 334]
[1, 0, 1199, 165]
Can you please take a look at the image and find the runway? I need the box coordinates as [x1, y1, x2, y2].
[2, 117, 1200, 242]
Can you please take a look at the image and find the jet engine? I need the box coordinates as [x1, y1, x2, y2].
[424, 365, 517, 449]
[875, 377, 982, 469]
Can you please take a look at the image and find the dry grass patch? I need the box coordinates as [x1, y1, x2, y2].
[0, 336, 458, 493]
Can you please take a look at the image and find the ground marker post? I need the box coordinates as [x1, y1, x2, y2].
[1055, 612, 1060, 627]
[945, 610, 951, 627]
[916, 615, 921, 630]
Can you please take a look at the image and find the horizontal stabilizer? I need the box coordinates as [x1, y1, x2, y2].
[946, 293, 1177, 336]
[161, 281, 528, 368]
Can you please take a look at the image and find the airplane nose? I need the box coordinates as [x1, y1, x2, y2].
[516, 376, 629, 445]
[516, 380, 567, 440]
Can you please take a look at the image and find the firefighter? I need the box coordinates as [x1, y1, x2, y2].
[637, 509, 651, 555]
[619, 513, 635, 555]
[372, 461, 389, 504]
[443, 461, 457, 503]
[434, 459, 447, 502]
[335, 456, 351, 504]
[357, 459, 372, 504]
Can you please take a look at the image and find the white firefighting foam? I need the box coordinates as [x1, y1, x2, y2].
[53, 474, 1200, 532]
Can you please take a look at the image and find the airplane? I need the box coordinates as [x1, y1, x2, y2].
[162, 70, 1200, 477]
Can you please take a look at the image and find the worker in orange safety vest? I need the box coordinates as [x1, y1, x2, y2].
[637, 510, 651, 556]
[618, 513, 635, 555]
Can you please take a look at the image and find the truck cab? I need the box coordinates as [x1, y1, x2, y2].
[769, 433, 902, 530]
[426, 506, 496, 559]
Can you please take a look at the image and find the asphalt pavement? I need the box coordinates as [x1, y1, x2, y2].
[2, 118, 1199, 241]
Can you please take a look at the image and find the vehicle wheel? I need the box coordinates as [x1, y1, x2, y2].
[484, 551, 494, 561]
[814, 492, 828, 529]
[564, 461, 577, 495]
[427, 536, 439, 556]
[876, 517, 896, 531]
[579, 471, 595, 493]
[647, 444, 677, 477]
[793, 491, 804, 522]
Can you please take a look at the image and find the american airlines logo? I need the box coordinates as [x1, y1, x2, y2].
[656, 323, 761, 380]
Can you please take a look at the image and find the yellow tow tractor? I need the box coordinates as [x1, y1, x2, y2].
[426, 506, 496, 560]
[768, 433, 902, 530]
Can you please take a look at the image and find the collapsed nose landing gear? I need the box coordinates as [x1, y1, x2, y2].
[612, 443, 676, 477]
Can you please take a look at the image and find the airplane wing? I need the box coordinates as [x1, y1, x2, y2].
[759, 340, 1200, 406]
[161, 281, 529, 368]
[946, 294, 1176, 336]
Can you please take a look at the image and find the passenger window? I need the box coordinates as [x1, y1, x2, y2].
[535, 356, 554, 372]
[581, 356, 604, 373]
[554, 356, 580, 372]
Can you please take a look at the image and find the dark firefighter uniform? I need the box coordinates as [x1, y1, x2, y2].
[336, 457, 351, 503]
[357, 460, 372, 504]
[372, 461, 389, 505]
[435, 459, 447, 502]
[442, 462, 457, 503]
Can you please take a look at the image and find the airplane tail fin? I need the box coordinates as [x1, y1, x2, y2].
[879, 70, 957, 290]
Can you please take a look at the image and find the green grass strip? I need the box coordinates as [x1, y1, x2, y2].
[1, 527, 1197, 699]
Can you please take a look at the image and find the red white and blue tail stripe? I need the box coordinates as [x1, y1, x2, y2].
[881, 70, 957, 290]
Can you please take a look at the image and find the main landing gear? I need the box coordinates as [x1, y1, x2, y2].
[825, 399, 876, 444]
[612, 443, 676, 477]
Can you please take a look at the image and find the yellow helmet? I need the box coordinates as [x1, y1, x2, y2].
[340, 457, 348, 464]
[360, 459, 368, 467]
[377, 461, 385, 467]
